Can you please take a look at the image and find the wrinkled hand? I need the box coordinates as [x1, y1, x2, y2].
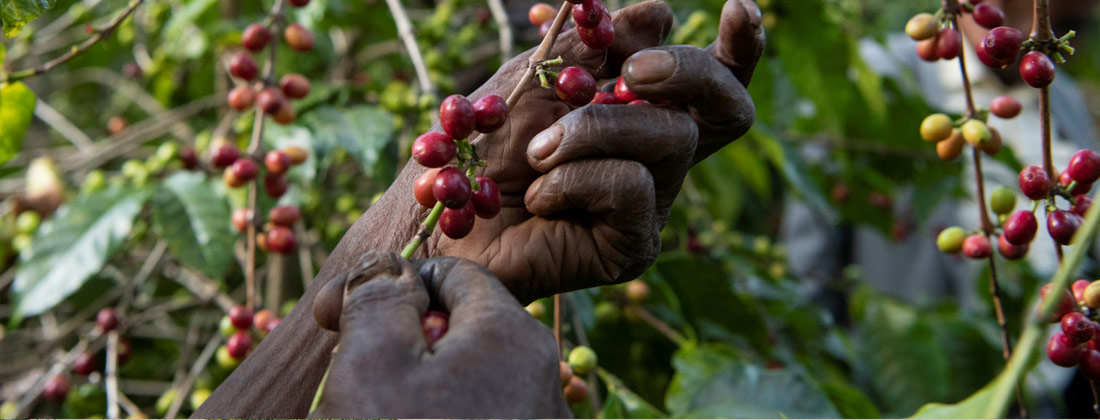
[309, 251, 568, 418]
[402, 0, 764, 302]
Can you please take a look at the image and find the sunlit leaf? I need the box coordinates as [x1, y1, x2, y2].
[0, 81, 35, 165]
[153, 172, 234, 279]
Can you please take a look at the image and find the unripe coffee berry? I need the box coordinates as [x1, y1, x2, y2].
[242, 23, 271, 52]
[555, 67, 597, 107]
[210, 144, 241, 168]
[415, 169, 441, 208]
[1086, 281, 1100, 309]
[905, 13, 938, 41]
[284, 24, 315, 52]
[229, 305, 254, 330]
[433, 167, 472, 209]
[961, 234, 991, 259]
[264, 173, 288, 198]
[280, 74, 311, 99]
[1048, 210, 1082, 245]
[229, 52, 259, 81]
[920, 113, 953, 142]
[1018, 166, 1051, 200]
[936, 226, 966, 254]
[1020, 51, 1055, 88]
[219, 315, 237, 337]
[265, 150, 291, 174]
[472, 94, 509, 133]
[440, 95, 476, 140]
[997, 235, 1028, 260]
[626, 280, 650, 302]
[226, 331, 252, 359]
[232, 208, 253, 233]
[471, 177, 502, 219]
[228, 85, 255, 111]
[1003, 210, 1037, 245]
[266, 226, 297, 254]
[936, 130, 965, 160]
[568, 346, 597, 375]
[1067, 149, 1100, 184]
[283, 146, 308, 164]
[269, 205, 301, 227]
[961, 119, 990, 147]
[97, 307, 120, 332]
[439, 201, 476, 239]
[1048, 331, 1083, 367]
[528, 3, 555, 26]
[412, 132, 457, 168]
[990, 95, 1021, 119]
[989, 186, 1016, 215]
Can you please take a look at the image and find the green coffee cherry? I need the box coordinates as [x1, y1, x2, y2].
[16, 211, 41, 234]
[215, 346, 240, 370]
[12, 234, 32, 253]
[189, 388, 211, 410]
[937, 226, 967, 254]
[568, 346, 597, 375]
[82, 170, 107, 193]
[219, 315, 237, 338]
[990, 186, 1016, 215]
[155, 389, 179, 416]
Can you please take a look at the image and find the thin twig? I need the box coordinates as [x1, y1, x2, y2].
[384, 0, 436, 97]
[163, 334, 221, 420]
[554, 294, 562, 359]
[33, 101, 95, 151]
[627, 304, 687, 346]
[486, 0, 514, 60]
[106, 331, 121, 419]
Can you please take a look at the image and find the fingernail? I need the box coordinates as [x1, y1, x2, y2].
[626, 50, 676, 84]
[528, 124, 563, 162]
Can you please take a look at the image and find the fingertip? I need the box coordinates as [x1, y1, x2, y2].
[713, 0, 765, 85]
[313, 271, 349, 332]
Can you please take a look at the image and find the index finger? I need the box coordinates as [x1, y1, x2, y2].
[708, 0, 765, 85]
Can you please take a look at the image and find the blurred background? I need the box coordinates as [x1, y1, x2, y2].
[2, 0, 1100, 417]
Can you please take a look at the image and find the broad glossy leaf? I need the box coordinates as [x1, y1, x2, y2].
[1, 0, 55, 37]
[301, 105, 396, 183]
[0, 81, 35, 165]
[908, 377, 997, 419]
[598, 368, 667, 419]
[153, 172, 234, 279]
[13, 186, 149, 316]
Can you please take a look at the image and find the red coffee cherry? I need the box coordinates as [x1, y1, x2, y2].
[997, 235, 1028, 260]
[972, 3, 1004, 29]
[560, 361, 574, 387]
[421, 311, 449, 347]
[1041, 283, 1076, 323]
[917, 37, 940, 62]
[1072, 195, 1093, 217]
[573, 0, 607, 28]
[210, 144, 241, 168]
[229, 305, 254, 330]
[934, 28, 961, 60]
[578, 13, 614, 50]
[472, 177, 502, 219]
[73, 352, 98, 376]
[289, 0, 310, 7]
[284, 24, 315, 52]
[989, 95, 1021, 119]
[440, 95, 476, 140]
[961, 234, 991, 259]
[264, 173, 288, 198]
[1003, 210, 1038, 245]
[269, 205, 301, 227]
[265, 150, 291, 175]
[229, 52, 259, 81]
[280, 74, 311, 99]
[1048, 331, 1084, 367]
[975, 42, 1010, 68]
[439, 201, 476, 239]
[528, 3, 556, 26]
[555, 66, 597, 107]
[1062, 312, 1098, 343]
[96, 308, 119, 332]
[1074, 280, 1091, 303]
[614, 76, 638, 103]
[1020, 51, 1055, 88]
[1068, 150, 1100, 184]
[564, 375, 588, 404]
[266, 226, 297, 254]
[1018, 165, 1051, 200]
[628, 99, 651, 105]
[256, 88, 286, 115]
[272, 104, 296, 125]
[1081, 349, 1100, 380]
[232, 208, 253, 233]
[473, 94, 509, 133]
[225, 159, 259, 188]
[415, 168, 441, 208]
[43, 375, 71, 402]
[981, 27, 1023, 63]
[181, 147, 198, 170]
[228, 85, 255, 111]
[538, 21, 555, 39]
[589, 91, 620, 105]
[433, 167, 472, 209]
[1060, 171, 1093, 195]
[242, 23, 271, 52]
[253, 309, 276, 333]
[1048, 209, 1082, 245]
[412, 132, 457, 168]
[227, 331, 252, 359]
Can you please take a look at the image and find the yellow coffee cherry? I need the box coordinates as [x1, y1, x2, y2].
[962, 119, 992, 147]
[906, 13, 939, 41]
[921, 113, 954, 142]
[937, 129, 965, 161]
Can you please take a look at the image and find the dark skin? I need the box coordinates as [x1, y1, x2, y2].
[194, 0, 763, 417]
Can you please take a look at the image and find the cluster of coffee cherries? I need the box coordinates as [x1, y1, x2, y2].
[920, 94, 1019, 161]
[226, 5, 315, 124]
[232, 204, 301, 254]
[210, 142, 306, 196]
[560, 346, 597, 404]
[411, 95, 506, 239]
[421, 311, 449, 348]
[528, 0, 614, 50]
[906, 0, 1004, 63]
[971, 18, 1063, 89]
[1042, 281, 1100, 379]
[216, 305, 283, 369]
[42, 308, 133, 403]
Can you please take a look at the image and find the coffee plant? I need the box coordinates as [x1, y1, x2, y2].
[1, 0, 1099, 418]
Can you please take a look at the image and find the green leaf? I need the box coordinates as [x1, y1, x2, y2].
[908, 377, 998, 419]
[0, 81, 36, 165]
[301, 105, 396, 182]
[822, 381, 882, 419]
[598, 368, 667, 419]
[153, 172, 234, 279]
[666, 343, 841, 418]
[1, 0, 56, 37]
[12, 186, 149, 316]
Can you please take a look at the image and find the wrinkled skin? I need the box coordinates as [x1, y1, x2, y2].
[194, 1, 762, 417]
[309, 251, 570, 418]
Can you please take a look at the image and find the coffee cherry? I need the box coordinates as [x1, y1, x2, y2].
[284, 24, 315, 52]
[283, 146, 308, 165]
[972, 3, 1004, 29]
[1074, 280, 1092, 303]
[935, 28, 961, 60]
[227, 331, 252, 359]
[219, 315, 237, 337]
[626, 280, 650, 302]
[43, 375, 71, 402]
[421, 311, 449, 347]
[578, 13, 614, 50]
[257, 232, 269, 252]
[997, 235, 1028, 260]
[936, 226, 966, 253]
[232, 208, 253, 233]
[228, 85, 255, 111]
[254, 309, 276, 333]
[272, 104, 296, 125]
[989, 186, 1016, 215]
[269, 205, 301, 227]
[433, 167, 473, 209]
[990, 95, 1021, 119]
[1020, 51, 1055, 88]
[440, 95, 476, 140]
[538, 21, 554, 39]
[982, 27, 1023, 63]
[1003, 210, 1038, 245]
[920, 113, 953, 142]
[264, 173, 288, 198]
[73, 352, 97, 376]
[256, 88, 286, 115]
[1048, 331, 1083, 367]
[97, 307, 119, 332]
[559, 361, 574, 387]
[1068, 150, 1100, 184]
[564, 375, 588, 404]
[279, 74, 311, 99]
[229, 52, 259, 81]
[1072, 195, 1092, 217]
[210, 144, 241, 168]
[1061, 171, 1093, 195]
[528, 3, 556, 26]
[612, 76, 639, 104]
[1087, 281, 1100, 309]
[555, 66, 597, 107]
[1081, 349, 1100, 380]
[472, 94, 509, 133]
[568, 346, 597, 375]
[181, 146, 198, 170]
[980, 126, 1002, 156]
[906, 13, 939, 41]
[574, 0, 607, 28]
[216, 345, 241, 369]
[1018, 166, 1052, 200]
[1047, 209, 1082, 245]
[242, 23, 271, 52]
[916, 37, 940, 62]
[471, 177, 501, 219]
[1042, 283, 1077, 322]
[976, 41, 1011, 68]
[415, 168, 441, 208]
[589, 91, 620, 105]
[229, 305, 254, 330]
[224, 159, 259, 188]
[289, 0, 309, 7]
[265, 150, 291, 174]
[412, 132, 457, 168]
[936, 129, 965, 160]
[527, 300, 547, 318]
[961, 234, 991, 259]
[439, 201, 476, 239]
[1063, 312, 1097, 343]
[960, 119, 990, 147]
[266, 226, 297, 254]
